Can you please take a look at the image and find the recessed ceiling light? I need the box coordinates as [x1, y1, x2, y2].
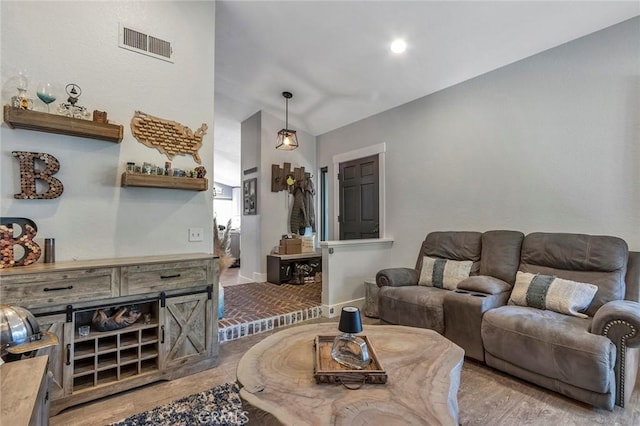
[390, 39, 407, 54]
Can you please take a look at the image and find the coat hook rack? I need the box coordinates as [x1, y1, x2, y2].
[271, 162, 311, 193]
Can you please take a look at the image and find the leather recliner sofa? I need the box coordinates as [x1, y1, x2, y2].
[376, 230, 640, 410]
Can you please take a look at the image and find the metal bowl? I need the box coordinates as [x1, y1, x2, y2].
[0, 304, 58, 356]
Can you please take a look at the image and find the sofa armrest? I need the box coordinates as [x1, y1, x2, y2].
[591, 299, 640, 408]
[457, 276, 512, 295]
[376, 268, 419, 288]
[625, 251, 640, 302]
[591, 300, 640, 348]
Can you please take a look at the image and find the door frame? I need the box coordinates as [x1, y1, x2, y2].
[332, 143, 386, 241]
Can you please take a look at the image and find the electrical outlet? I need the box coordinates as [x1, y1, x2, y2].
[188, 227, 203, 242]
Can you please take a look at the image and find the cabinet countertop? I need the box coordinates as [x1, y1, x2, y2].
[0, 253, 218, 276]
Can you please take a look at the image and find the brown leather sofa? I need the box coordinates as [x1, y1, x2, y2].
[376, 230, 640, 410]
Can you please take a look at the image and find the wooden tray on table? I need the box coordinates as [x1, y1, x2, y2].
[313, 335, 387, 386]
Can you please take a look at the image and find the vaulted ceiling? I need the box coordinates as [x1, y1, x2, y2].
[213, 1, 639, 186]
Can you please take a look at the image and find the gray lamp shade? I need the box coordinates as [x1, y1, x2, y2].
[338, 306, 363, 334]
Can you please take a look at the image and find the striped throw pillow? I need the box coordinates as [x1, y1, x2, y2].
[419, 257, 473, 290]
[508, 271, 598, 318]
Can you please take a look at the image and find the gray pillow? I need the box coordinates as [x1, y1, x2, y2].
[508, 271, 598, 318]
[419, 257, 472, 290]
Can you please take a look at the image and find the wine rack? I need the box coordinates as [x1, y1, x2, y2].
[72, 302, 159, 393]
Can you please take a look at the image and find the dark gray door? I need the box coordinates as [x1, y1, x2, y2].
[339, 154, 379, 240]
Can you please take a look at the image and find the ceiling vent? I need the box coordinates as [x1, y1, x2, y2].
[119, 24, 173, 63]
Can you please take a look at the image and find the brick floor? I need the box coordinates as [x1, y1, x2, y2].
[217, 281, 322, 343]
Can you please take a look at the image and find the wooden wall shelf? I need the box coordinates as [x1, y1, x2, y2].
[3, 105, 124, 143]
[121, 171, 208, 191]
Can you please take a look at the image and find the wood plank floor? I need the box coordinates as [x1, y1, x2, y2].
[51, 315, 640, 426]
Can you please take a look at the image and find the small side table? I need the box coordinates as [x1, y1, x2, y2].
[0, 355, 50, 425]
[364, 278, 379, 318]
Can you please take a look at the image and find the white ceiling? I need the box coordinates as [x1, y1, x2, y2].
[213, 1, 639, 186]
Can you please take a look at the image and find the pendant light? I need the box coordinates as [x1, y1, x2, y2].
[276, 91, 299, 151]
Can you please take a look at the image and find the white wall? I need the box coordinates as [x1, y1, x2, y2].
[320, 239, 394, 317]
[0, 1, 216, 261]
[317, 17, 640, 269]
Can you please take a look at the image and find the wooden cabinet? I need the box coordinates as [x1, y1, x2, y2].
[0, 356, 51, 426]
[0, 254, 219, 416]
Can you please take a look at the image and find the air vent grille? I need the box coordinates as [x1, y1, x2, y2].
[119, 24, 173, 63]
[148, 36, 171, 59]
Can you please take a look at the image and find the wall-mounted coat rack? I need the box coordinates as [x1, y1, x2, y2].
[271, 162, 311, 193]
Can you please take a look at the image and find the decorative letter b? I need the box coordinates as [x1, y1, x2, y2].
[0, 217, 42, 268]
[13, 151, 64, 199]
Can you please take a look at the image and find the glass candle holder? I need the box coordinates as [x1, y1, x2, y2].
[331, 306, 371, 370]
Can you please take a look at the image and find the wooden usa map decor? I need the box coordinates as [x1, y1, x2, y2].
[13, 151, 64, 199]
[0, 217, 41, 268]
[130, 111, 207, 164]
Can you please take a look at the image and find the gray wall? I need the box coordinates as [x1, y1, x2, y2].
[240, 112, 262, 281]
[318, 17, 640, 266]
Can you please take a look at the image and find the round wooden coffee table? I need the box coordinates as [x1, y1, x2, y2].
[236, 323, 464, 425]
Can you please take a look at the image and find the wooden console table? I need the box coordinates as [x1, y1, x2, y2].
[237, 323, 464, 425]
[0, 253, 219, 415]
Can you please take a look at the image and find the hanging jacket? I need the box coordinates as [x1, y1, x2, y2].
[289, 185, 308, 234]
[304, 179, 316, 232]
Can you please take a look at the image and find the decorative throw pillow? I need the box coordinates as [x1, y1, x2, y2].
[419, 257, 473, 290]
[508, 271, 598, 318]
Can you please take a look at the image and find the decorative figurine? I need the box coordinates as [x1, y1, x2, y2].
[10, 71, 34, 110]
[57, 83, 91, 119]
